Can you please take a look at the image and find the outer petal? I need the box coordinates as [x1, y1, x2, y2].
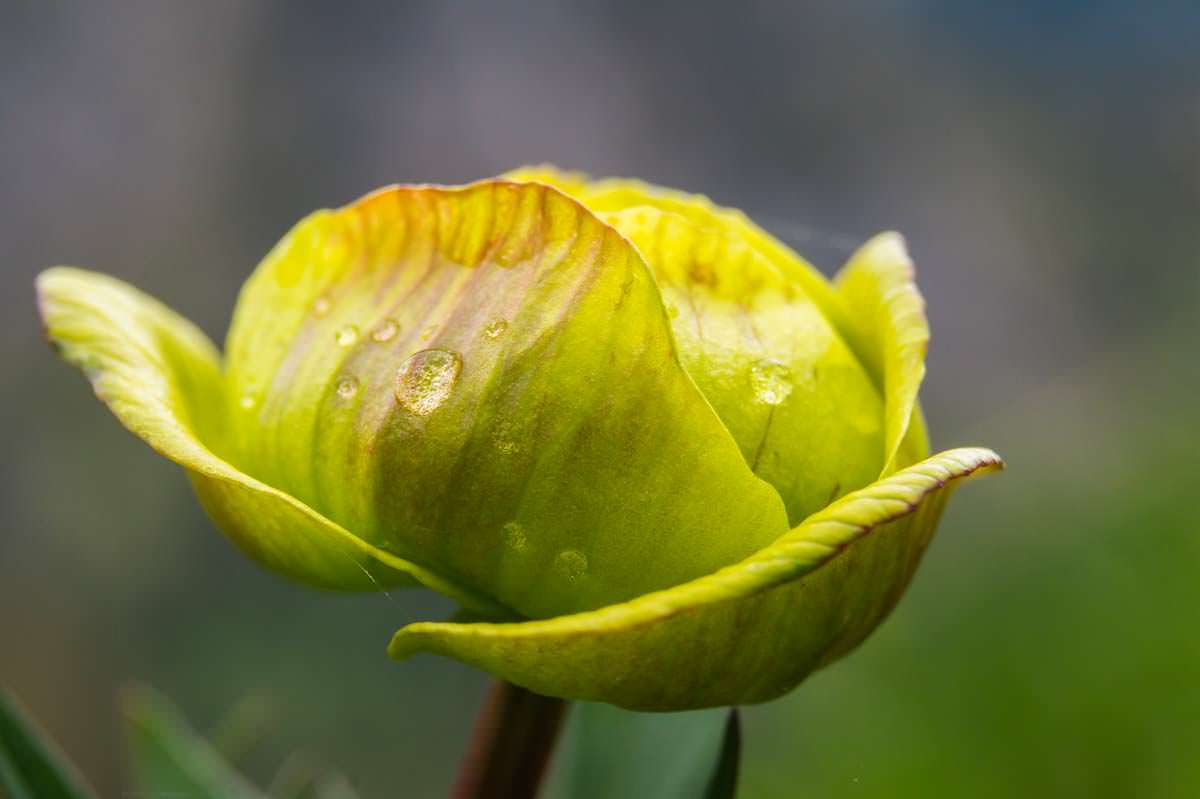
[35, 268, 502, 613]
[834, 233, 930, 473]
[390, 447, 1003, 710]
[221, 181, 789, 619]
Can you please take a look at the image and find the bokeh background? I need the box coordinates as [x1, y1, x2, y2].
[3, 2, 1198, 797]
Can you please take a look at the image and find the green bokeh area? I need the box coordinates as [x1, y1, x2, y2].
[742, 322, 1200, 797]
[3, 3, 1198, 797]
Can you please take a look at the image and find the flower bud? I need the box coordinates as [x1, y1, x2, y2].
[37, 167, 1000, 709]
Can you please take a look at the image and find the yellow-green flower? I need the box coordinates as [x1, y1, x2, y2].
[37, 167, 1001, 711]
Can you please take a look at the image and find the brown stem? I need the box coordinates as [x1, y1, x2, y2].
[452, 681, 568, 799]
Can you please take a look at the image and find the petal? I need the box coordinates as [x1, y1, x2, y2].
[504, 166, 853, 338]
[221, 181, 789, 619]
[507, 167, 934, 476]
[36, 268, 499, 613]
[596, 205, 886, 524]
[834, 233, 930, 473]
[389, 447, 1003, 711]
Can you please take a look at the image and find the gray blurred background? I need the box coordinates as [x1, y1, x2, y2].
[3, 2, 1198, 796]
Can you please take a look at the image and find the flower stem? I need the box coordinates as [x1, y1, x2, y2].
[452, 680, 568, 799]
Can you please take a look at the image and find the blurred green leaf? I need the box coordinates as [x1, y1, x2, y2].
[122, 683, 266, 799]
[555, 702, 741, 798]
[268, 752, 362, 799]
[0, 689, 96, 799]
[703, 712, 741, 799]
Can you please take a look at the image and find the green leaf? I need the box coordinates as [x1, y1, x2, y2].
[36, 267, 499, 614]
[122, 684, 266, 799]
[390, 447, 1003, 710]
[704, 711, 741, 799]
[0, 689, 96, 799]
[552, 704, 741, 799]
[221, 181, 789, 618]
[270, 759, 362, 799]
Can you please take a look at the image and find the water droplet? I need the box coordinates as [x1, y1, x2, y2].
[554, 549, 588, 583]
[239, 394, 257, 410]
[665, 303, 680, 319]
[503, 521, 527, 552]
[394, 349, 462, 415]
[371, 318, 400, 343]
[335, 324, 359, 347]
[313, 296, 331, 317]
[484, 319, 508, 339]
[420, 325, 438, 342]
[750, 359, 793, 406]
[336, 376, 359, 399]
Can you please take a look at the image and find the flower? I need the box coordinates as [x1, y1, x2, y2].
[37, 167, 1001, 710]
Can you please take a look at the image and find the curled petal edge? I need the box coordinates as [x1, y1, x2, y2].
[389, 447, 1003, 710]
[834, 233, 930, 474]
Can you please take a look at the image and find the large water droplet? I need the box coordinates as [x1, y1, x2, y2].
[313, 296, 331, 317]
[554, 549, 588, 583]
[484, 319, 508, 339]
[394, 349, 462, 415]
[371, 318, 400, 343]
[503, 521, 527, 552]
[336, 376, 359, 399]
[335, 324, 360, 347]
[750, 359, 793, 406]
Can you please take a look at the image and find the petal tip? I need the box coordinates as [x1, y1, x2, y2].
[943, 446, 1005, 479]
[866, 231, 914, 272]
[387, 623, 436, 661]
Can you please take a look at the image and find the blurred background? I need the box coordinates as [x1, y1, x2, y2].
[3, 2, 1197, 796]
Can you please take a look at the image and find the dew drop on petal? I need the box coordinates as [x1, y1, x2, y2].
[335, 324, 359, 347]
[484, 319, 508, 339]
[394, 349, 462, 415]
[554, 549, 588, 583]
[750, 359, 793, 406]
[313, 296, 331, 317]
[371, 318, 400, 343]
[336, 376, 359, 399]
[503, 521, 527, 552]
